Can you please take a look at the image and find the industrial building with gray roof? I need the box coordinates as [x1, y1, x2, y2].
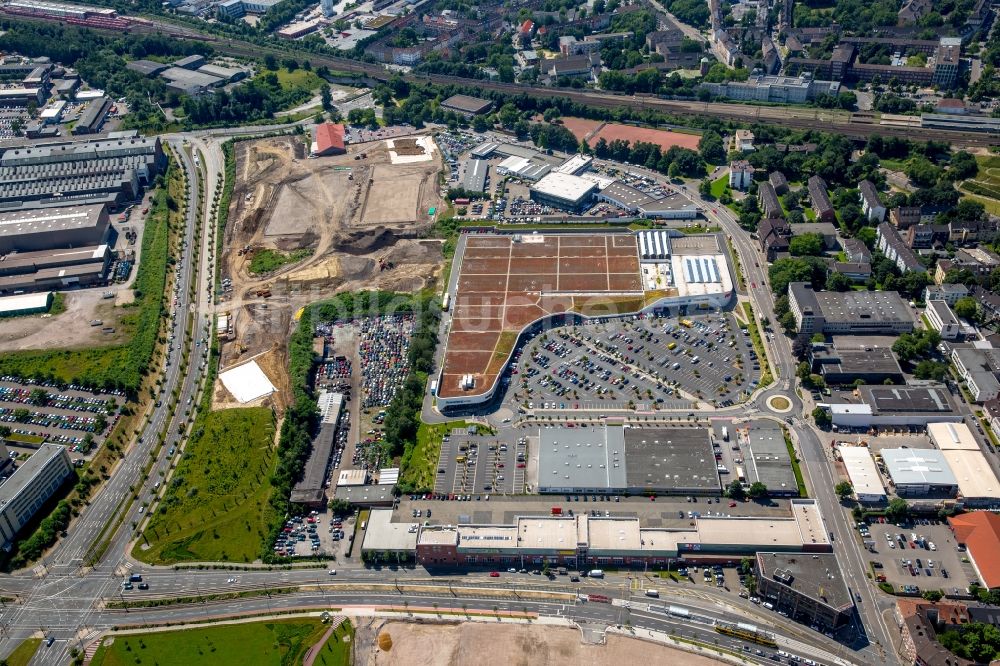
[0, 136, 165, 208]
[462, 158, 488, 194]
[788, 282, 914, 335]
[0, 203, 109, 253]
[537, 426, 720, 494]
[882, 448, 958, 498]
[745, 421, 799, 495]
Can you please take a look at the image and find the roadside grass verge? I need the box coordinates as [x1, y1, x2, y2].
[742, 302, 773, 387]
[89, 618, 341, 666]
[134, 407, 276, 564]
[4, 637, 41, 666]
[783, 429, 809, 497]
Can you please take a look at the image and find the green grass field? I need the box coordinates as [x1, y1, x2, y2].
[134, 408, 276, 564]
[90, 619, 352, 666]
[960, 157, 1000, 217]
[274, 67, 324, 94]
[710, 175, 728, 199]
[5, 637, 41, 666]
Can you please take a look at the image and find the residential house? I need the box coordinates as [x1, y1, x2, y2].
[951, 347, 1000, 402]
[758, 181, 783, 220]
[925, 300, 961, 340]
[759, 217, 791, 261]
[729, 160, 754, 190]
[807, 175, 835, 223]
[923, 284, 968, 306]
[859, 180, 886, 223]
[734, 129, 755, 152]
[876, 223, 925, 273]
[842, 238, 871, 265]
[890, 206, 922, 230]
[769, 171, 789, 195]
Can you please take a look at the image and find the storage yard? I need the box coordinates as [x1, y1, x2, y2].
[215, 132, 445, 407]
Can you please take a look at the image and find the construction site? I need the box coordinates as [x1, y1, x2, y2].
[214, 132, 445, 411]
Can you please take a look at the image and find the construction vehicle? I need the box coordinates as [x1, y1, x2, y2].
[256, 288, 272, 298]
[377, 254, 394, 271]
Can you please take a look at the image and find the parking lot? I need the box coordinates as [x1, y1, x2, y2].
[858, 519, 977, 597]
[273, 509, 356, 559]
[433, 429, 527, 496]
[0, 379, 123, 459]
[506, 312, 757, 412]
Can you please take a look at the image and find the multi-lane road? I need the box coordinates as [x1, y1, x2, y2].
[0, 127, 904, 666]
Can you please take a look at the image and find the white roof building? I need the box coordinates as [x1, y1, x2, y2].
[839, 446, 885, 503]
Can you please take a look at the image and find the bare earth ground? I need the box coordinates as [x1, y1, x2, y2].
[356, 621, 724, 666]
[0, 290, 129, 352]
[214, 133, 445, 412]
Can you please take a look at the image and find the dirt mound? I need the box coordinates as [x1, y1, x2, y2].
[275, 230, 318, 251]
[334, 228, 404, 255]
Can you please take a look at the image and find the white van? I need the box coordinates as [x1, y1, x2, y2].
[644, 589, 659, 597]
[588, 569, 605, 578]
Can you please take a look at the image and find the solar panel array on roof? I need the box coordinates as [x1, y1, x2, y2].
[638, 230, 671, 260]
[683, 256, 720, 283]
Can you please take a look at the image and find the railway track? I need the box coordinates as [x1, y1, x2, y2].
[7, 13, 1000, 147]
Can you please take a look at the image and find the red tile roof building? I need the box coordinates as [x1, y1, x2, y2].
[313, 122, 346, 156]
[949, 512, 1000, 589]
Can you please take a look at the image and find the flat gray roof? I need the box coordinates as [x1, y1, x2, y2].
[623, 427, 720, 492]
[441, 94, 492, 114]
[861, 385, 953, 414]
[161, 67, 222, 88]
[0, 443, 66, 508]
[462, 159, 488, 193]
[538, 425, 627, 491]
[0, 203, 106, 237]
[882, 448, 957, 487]
[361, 508, 418, 552]
[638, 193, 698, 214]
[745, 422, 798, 494]
[790, 283, 913, 325]
[756, 551, 853, 611]
[599, 181, 653, 210]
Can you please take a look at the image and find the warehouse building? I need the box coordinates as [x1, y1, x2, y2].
[825, 385, 961, 429]
[161, 67, 223, 96]
[755, 552, 853, 628]
[882, 448, 957, 498]
[126, 60, 168, 77]
[0, 245, 111, 294]
[745, 422, 799, 496]
[595, 182, 698, 219]
[529, 172, 598, 212]
[0, 136, 165, 209]
[0, 292, 52, 317]
[440, 94, 493, 116]
[809, 336, 904, 385]
[361, 508, 418, 562]
[311, 123, 346, 157]
[289, 391, 343, 508]
[788, 283, 914, 335]
[0, 443, 74, 546]
[197, 63, 247, 84]
[461, 158, 488, 194]
[928, 422, 1000, 507]
[416, 500, 831, 568]
[72, 96, 111, 135]
[536, 425, 721, 495]
[839, 446, 885, 503]
[0, 203, 110, 254]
